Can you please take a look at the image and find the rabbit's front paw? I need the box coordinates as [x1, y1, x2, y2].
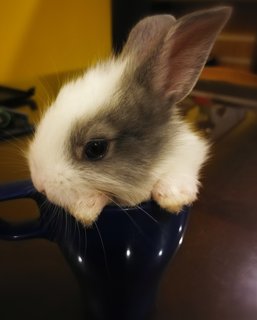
[152, 176, 199, 213]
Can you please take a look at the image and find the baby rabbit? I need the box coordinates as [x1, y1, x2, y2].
[28, 7, 231, 225]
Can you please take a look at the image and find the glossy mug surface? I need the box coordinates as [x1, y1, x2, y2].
[0, 180, 189, 320]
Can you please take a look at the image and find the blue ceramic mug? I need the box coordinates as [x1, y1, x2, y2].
[0, 180, 189, 320]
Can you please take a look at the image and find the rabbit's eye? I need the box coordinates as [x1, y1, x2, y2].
[84, 139, 109, 161]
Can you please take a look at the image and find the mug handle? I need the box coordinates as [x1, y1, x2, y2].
[0, 180, 44, 241]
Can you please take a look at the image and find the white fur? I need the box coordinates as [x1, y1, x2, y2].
[152, 115, 209, 212]
[32, 58, 127, 161]
[28, 59, 127, 224]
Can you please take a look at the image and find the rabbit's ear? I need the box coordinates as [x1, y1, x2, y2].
[121, 14, 176, 63]
[150, 7, 232, 103]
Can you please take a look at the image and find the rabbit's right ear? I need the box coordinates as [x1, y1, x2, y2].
[121, 14, 176, 64]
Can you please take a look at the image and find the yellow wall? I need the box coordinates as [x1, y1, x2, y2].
[0, 0, 111, 87]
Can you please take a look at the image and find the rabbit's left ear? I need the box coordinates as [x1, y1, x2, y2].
[121, 14, 176, 65]
[150, 7, 232, 103]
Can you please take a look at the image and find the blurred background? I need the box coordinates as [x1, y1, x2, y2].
[0, 0, 257, 319]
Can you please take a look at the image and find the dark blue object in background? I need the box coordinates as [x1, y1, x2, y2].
[0, 180, 189, 320]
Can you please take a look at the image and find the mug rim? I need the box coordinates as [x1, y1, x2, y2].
[94, 200, 156, 213]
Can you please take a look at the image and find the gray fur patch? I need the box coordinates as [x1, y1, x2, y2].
[68, 64, 179, 195]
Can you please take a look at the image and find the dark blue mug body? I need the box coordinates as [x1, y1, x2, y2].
[0, 180, 189, 320]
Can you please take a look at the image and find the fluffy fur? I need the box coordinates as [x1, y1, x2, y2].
[28, 7, 231, 225]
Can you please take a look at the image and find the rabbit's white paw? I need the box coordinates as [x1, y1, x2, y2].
[152, 176, 199, 213]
